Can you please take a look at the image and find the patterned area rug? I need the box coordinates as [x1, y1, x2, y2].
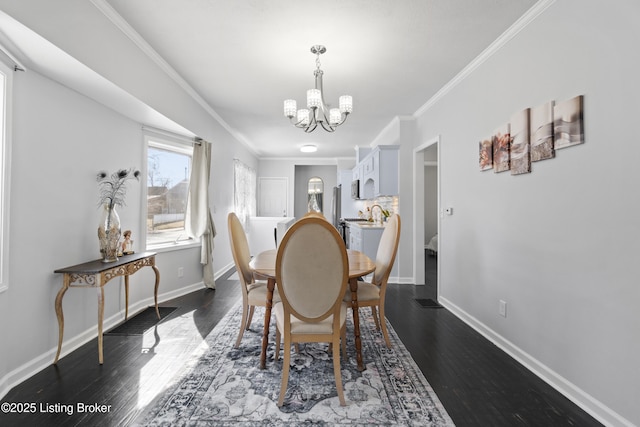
[133, 302, 455, 426]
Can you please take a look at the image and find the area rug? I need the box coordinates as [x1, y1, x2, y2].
[106, 307, 177, 336]
[133, 302, 455, 426]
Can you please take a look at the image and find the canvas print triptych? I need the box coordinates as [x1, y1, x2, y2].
[479, 95, 584, 175]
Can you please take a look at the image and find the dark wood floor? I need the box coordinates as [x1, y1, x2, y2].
[0, 255, 602, 426]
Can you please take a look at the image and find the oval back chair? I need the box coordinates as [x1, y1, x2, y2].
[273, 216, 349, 406]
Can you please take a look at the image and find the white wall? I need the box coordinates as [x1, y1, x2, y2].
[0, 25, 258, 399]
[412, 0, 640, 425]
[368, 118, 419, 284]
[0, 69, 202, 391]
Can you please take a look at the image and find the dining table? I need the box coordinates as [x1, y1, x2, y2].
[250, 248, 376, 372]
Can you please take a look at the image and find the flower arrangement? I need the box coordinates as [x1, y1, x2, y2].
[96, 168, 141, 210]
[96, 168, 140, 262]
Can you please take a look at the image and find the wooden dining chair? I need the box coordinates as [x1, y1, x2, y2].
[273, 216, 349, 407]
[228, 212, 279, 348]
[303, 211, 328, 220]
[345, 213, 401, 348]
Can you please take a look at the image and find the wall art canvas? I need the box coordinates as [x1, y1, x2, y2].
[510, 109, 531, 175]
[492, 123, 511, 173]
[479, 137, 493, 171]
[530, 101, 555, 161]
[554, 95, 584, 149]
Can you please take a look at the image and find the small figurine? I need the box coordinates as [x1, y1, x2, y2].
[121, 230, 134, 255]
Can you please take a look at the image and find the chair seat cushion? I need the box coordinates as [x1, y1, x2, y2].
[273, 301, 348, 335]
[343, 281, 380, 302]
[247, 280, 280, 305]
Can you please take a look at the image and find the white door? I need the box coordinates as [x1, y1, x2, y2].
[258, 177, 288, 217]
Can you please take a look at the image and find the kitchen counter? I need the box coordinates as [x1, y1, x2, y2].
[345, 221, 385, 261]
[349, 221, 386, 229]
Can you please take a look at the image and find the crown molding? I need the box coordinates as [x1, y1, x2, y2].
[89, 0, 259, 157]
[414, 0, 556, 117]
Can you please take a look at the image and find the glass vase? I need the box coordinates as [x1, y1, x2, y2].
[98, 204, 121, 262]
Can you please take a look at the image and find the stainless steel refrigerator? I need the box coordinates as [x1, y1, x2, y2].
[331, 185, 341, 229]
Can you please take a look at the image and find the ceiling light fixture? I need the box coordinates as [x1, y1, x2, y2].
[284, 45, 352, 133]
[300, 144, 318, 153]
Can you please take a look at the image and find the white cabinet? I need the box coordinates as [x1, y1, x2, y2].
[361, 145, 399, 199]
[348, 223, 384, 262]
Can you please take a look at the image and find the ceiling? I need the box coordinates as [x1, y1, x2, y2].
[2, 0, 539, 159]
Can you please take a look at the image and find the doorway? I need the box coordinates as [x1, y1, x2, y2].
[413, 137, 440, 297]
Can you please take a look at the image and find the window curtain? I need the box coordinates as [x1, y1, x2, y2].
[233, 159, 256, 229]
[185, 140, 217, 289]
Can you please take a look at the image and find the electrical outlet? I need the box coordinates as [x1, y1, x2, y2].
[178, 267, 184, 278]
[499, 300, 507, 317]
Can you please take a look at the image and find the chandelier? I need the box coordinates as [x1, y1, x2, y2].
[283, 45, 353, 133]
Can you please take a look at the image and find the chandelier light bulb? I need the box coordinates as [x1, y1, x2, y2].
[329, 108, 341, 125]
[284, 99, 297, 118]
[307, 89, 321, 108]
[339, 95, 353, 114]
[297, 109, 310, 126]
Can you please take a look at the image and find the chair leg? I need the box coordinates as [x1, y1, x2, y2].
[378, 304, 391, 348]
[234, 304, 248, 348]
[371, 306, 380, 331]
[278, 335, 292, 407]
[246, 305, 255, 330]
[275, 328, 281, 361]
[332, 335, 346, 406]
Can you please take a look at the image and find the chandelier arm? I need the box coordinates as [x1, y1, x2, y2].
[289, 116, 307, 128]
[336, 112, 350, 126]
[319, 121, 337, 132]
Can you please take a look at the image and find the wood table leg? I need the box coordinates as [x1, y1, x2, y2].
[350, 277, 365, 371]
[152, 265, 160, 319]
[260, 277, 276, 369]
[97, 284, 105, 365]
[124, 274, 130, 320]
[53, 275, 70, 364]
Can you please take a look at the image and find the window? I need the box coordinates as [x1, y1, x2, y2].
[145, 137, 193, 248]
[233, 159, 256, 229]
[0, 59, 11, 292]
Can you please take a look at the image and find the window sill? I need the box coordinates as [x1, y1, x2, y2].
[147, 240, 201, 254]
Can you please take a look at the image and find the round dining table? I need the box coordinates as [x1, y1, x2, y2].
[250, 248, 375, 372]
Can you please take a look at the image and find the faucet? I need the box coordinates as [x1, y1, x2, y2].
[370, 204, 384, 224]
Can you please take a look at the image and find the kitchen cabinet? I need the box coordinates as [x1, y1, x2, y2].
[348, 223, 384, 262]
[362, 145, 399, 199]
[352, 145, 399, 200]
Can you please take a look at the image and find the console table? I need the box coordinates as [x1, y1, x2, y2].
[53, 252, 160, 364]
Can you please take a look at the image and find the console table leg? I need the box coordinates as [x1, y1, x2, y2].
[152, 265, 160, 319]
[124, 274, 130, 320]
[97, 285, 105, 365]
[53, 276, 70, 364]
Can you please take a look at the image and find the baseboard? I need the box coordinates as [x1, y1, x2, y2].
[215, 262, 236, 282]
[0, 279, 207, 401]
[439, 296, 633, 427]
[389, 275, 416, 285]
